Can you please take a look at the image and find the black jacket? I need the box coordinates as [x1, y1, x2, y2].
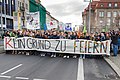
[49, 35, 59, 39]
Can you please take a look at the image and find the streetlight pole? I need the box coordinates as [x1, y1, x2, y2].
[88, 0, 91, 34]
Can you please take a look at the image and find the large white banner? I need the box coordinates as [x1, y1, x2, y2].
[4, 37, 110, 55]
[26, 12, 40, 30]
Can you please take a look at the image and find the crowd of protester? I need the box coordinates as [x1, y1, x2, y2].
[1, 28, 120, 58]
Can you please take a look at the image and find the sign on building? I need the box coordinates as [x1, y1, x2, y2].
[26, 12, 40, 30]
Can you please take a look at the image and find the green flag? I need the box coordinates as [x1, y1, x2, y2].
[83, 24, 87, 33]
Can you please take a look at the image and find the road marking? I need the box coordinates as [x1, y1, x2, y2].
[1, 64, 23, 75]
[0, 75, 11, 78]
[77, 58, 84, 80]
[16, 77, 29, 80]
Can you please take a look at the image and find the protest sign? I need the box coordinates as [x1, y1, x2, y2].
[4, 37, 110, 55]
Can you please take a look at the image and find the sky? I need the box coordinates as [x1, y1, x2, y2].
[41, 0, 89, 27]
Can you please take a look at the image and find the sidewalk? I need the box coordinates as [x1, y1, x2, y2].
[104, 54, 120, 77]
[0, 46, 5, 53]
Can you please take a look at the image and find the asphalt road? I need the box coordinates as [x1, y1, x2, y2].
[0, 53, 119, 80]
[0, 54, 78, 80]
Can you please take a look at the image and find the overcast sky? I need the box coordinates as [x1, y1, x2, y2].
[41, 0, 89, 27]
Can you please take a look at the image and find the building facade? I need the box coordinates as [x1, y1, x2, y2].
[0, 0, 16, 29]
[82, 0, 120, 33]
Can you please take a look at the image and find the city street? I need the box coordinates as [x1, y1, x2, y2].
[0, 53, 119, 80]
[1, 0, 120, 80]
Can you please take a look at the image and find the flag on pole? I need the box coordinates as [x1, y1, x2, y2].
[83, 24, 87, 33]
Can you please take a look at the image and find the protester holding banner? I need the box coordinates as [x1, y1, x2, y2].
[4, 28, 120, 58]
[49, 31, 60, 57]
[111, 31, 119, 56]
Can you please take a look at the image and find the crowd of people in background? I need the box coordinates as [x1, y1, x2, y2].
[1, 28, 120, 58]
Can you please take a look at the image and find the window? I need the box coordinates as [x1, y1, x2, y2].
[114, 3, 118, 7]
[113, 18, 115, 23]
[22, 3, 24, 7]
[18, 1, 20, 7]
[12, 0, 14, 5]
[0, 17, 1, 24]
[107, 19, 111, 26]
[0, 0, 2, 2]
[119, 20, 120, 26]
[6, 0, 8, 4]
[107, 12, 111, 17]
[108, 3, 112, 7]
[26, 4, 28, 10]
[113, 11, 117, 17]
[100, 4, 104, 7]
[99, 11, 104, 17]
[2, 17, 5, 24]
[20, 2, 21, 7]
